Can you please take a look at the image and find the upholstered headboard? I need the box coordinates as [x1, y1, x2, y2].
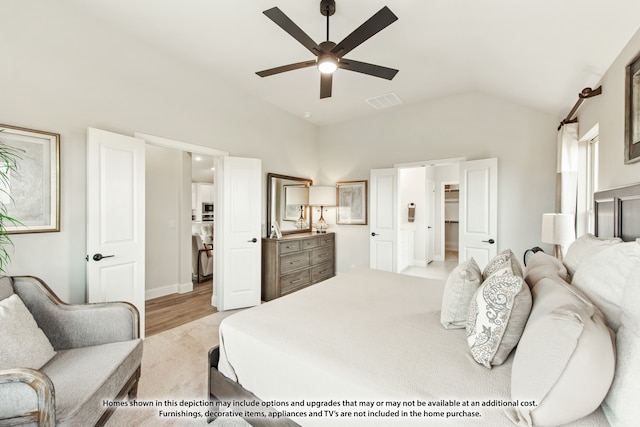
[594, 182, 640, 241]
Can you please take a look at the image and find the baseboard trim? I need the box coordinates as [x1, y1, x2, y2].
[413, 259, 427, 267]
[178, 282, 193, 294]
[146, 282, 192, 300]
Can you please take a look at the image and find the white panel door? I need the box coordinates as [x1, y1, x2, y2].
[369, 168, 399, 272]
[86, 128, 146, 336]
[459, 158, 498, 269]
[426, 179, 436, 264]
[214, 156, 261, 311]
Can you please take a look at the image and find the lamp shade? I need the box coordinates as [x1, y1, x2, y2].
[286, 186, 308, 205]
[308, 185, 336, 206]
[541, 213, 575, 245]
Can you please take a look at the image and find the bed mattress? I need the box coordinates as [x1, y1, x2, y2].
[217, 268, 608, 426]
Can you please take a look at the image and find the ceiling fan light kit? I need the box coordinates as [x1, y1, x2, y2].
[256, 0, 399, 99]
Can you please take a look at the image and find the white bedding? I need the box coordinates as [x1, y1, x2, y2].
[218, 268, 609, 426]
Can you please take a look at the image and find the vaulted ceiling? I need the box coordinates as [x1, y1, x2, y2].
[61, 0, 640, 126]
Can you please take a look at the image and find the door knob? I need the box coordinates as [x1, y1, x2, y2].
[482, 239, 495, 244]
[247, 238, 258, 243]
[371, 232, 379, 237]
[92, 253, 115, 261]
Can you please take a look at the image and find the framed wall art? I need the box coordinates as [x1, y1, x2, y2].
[0, 124, 60, 233]
[625, 51, 640, 163]
[336, 180, 367, 225]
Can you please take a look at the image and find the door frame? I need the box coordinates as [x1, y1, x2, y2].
[134, 132, 228, 306]
[395, 158, 466, 264]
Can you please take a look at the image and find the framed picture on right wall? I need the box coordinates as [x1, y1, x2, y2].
[336, 180, 368, 225]
[625, 50, 640, 163]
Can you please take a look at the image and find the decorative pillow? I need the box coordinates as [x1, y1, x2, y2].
[482, 249, 523, 280]
[0, 294, 57, 370]
[602, 261, 640, 427]
[506, 277, 615, 427]
[466, 273, 532, 368]
[440, 258, 482, 329]
[523, 251, 568, 289]
[571, 241, 640, 331]
[0, 275, 13, 301]
[563, 233, 622, 278]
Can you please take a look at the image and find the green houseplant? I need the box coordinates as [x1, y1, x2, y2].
[0, 129, 22, 272]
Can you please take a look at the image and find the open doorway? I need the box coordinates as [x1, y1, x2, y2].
[144, 146, 218, 335]
[397, 161, 461, 280]
[140, 131, 230, 335]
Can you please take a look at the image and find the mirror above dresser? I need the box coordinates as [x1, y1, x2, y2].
[267, 173, 313, 236]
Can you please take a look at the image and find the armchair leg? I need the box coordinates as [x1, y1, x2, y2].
[128, 367, 141, 400]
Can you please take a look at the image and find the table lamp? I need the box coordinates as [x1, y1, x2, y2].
[541, 213, 575, 259]
[309, 185, 335, 233]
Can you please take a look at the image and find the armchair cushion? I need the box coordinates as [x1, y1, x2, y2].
[0, 294, 56, 370]
[0, 339, 142, 424]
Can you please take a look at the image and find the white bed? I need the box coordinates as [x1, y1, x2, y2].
[215, 269, 609, 427]
[209, 183, 640, 427]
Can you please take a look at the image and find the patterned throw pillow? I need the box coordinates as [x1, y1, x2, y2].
[483, 249, 523, 280]
[466, 273, 532, 368]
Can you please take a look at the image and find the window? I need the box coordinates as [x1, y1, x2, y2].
[576, 130, 599, 236]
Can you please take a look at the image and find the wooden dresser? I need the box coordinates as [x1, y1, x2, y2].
[262, 232, 335, 301]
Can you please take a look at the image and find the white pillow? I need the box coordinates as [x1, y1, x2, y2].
[602, 261, 640, 427]
[440, 258, 482, 329]
[0, 294, 57, 370]
[466, 273, 531, 368]
[563, 233, 622, 277]
[523, 251, 568, 289]
[571, 241, 640, 331]
[507, 278, 615, 427]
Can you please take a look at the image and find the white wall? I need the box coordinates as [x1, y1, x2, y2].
[579, 27, 640, 189]
[318, 92, 558, 273]
[1, 1, 318, 302]
[145, 145, 192, 299]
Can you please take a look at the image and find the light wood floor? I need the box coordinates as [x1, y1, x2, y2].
[145, 279, 217, 336]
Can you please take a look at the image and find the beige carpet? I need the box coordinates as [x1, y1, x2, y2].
[105, 309, 249, 427]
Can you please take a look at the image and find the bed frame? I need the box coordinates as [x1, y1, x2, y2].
[594, 182, 640, 241]
[208, 182, 640, 426]
[208, 347, 300, 426]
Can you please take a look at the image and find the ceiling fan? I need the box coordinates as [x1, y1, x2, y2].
[256, 0, 399, 99]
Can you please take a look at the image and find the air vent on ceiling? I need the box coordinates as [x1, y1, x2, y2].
[366, 92, 403, 110]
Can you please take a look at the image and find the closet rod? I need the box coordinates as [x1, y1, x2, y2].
[557, 86, 602, 130]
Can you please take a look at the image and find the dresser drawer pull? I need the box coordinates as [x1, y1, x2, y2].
[316, 269, 329, 275]
[290, 278, 303, 284]
[289, 259, 302, 265]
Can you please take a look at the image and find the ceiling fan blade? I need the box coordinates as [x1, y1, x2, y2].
[331, 6, 398, 58]
[256, 60, 317, 77]
[339, 58, 398, 80]
[263, 7, 322, 56]
[320, 73, 333, 99]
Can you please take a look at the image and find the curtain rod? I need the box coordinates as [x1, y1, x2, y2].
[557, 86, 602, 130]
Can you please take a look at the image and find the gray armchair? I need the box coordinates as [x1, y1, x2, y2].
[0, 276, 143, 426]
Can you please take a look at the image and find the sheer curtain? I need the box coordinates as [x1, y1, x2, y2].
[556, 122, 579, 215]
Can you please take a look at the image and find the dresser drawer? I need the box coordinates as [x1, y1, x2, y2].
[281, 269, 311, 294]
[301, 237, 319, 250]
[279, 240, 301, 254]
[317, 234, 334, 247]
[311, 261, 334, 283]
[280, 251, 310, 274]
[310, 246, 333, 265]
